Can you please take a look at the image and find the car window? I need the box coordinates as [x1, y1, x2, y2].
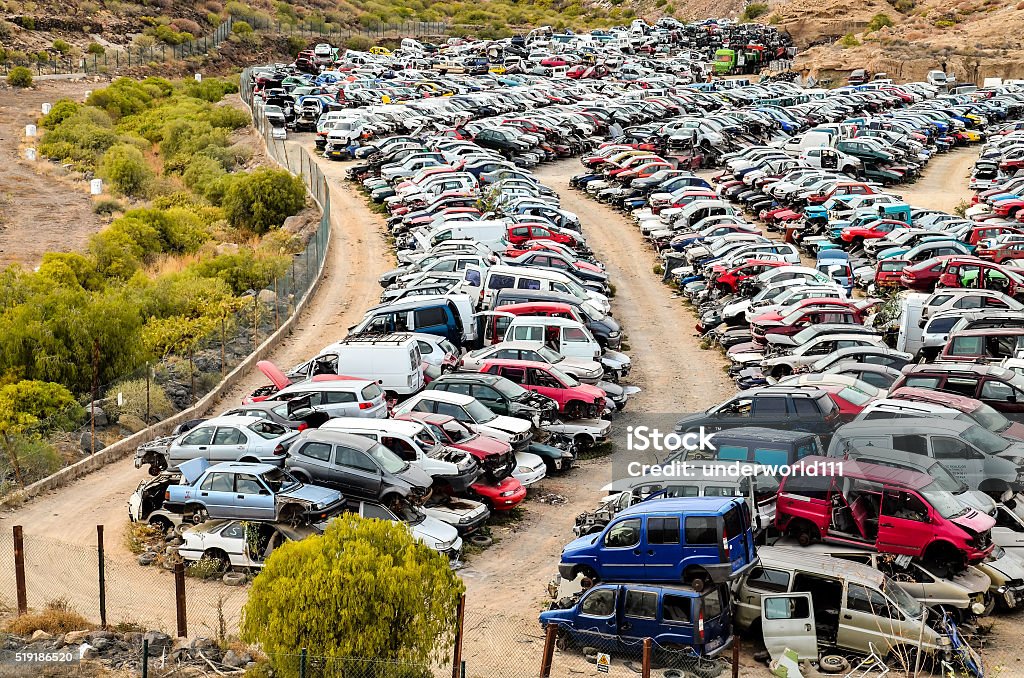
[324, 390, 357, 404]
[336, 447, 378, 472]
[746, 567, 791, 593]
[518, 278, 541, 290]
[200, 473, 233, 492]
[684, 516, 717, 544]
[905, 376, 941, 389]
[847, 584, 896, 617]
[221, 523, 245, 539]
[235, 474, 265, 495]
[435, 402, 465, 419]
[647, 516, 680, 544]
[945, 377, 979, 397]
[415, 307, 448, 327]
[488, 274, 516, 290]
[981, 379, 1017, 401]
[624, 590, 658, 619]
[881, 489, 929, 521]
[440, 381, 473, 396]
[703, 587, 725, 619]
[564, 327, 588, 342]
[499, 367, 527, 384]
[363, 503, 395, 521]
[662, 594, 691, 624]
[300, 441, 332, 462]
[765, 595, 810, 621]
[182, 427, 216, 446]
[580, 588, 616, 617]
[604, 518, 642, 548]
[753, 396, 788, 416]
[214, 427, 247, 446]
[248, 421, 289, 439]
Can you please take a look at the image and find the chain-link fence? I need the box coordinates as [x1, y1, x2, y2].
[240, 16, 450, 40]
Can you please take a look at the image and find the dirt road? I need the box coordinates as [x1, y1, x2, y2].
[898, 146, 977, 213]
[0, 80, 105, 269]
[0, 137, 392, 632]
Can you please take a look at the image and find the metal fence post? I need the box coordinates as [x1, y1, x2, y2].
[300, 648, 307, 678]
[13, 525, 27, 615]
[97, 525, 107, 628]
[641, 638, 651, 678]
[451, 594, 466, 678]
[174, 562, 188, 637]
[539, 623, 557, 678]
[142, 639, 149, 678]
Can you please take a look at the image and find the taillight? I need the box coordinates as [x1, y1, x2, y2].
[297, 422, 309, 432]
[722, 524, 730, 557]
[359, 402, 374, 410]
[273, 444, 285, 455]
[164, 491, 170, 501]
[697, 607, 705, 644]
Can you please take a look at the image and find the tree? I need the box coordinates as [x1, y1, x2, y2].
[0, 380, 83, 487]
[98, 143, 153, 197]
[7, 66, 32, 88]
[241, 515, 465, 666]
[222, 168, 305, 234]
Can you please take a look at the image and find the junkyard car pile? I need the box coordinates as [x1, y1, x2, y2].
[552, 74, 1024, 673]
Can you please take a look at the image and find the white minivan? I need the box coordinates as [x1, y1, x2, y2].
[502, 316, 631, 379]
[466, 263, 611, 314]
[288, 333, 424, 397]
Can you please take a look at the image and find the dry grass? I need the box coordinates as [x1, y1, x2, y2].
[122, 521, 163, 555]
[4, 598, 95, 636]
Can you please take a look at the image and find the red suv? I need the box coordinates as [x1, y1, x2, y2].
[900, 255, 959, 291]
[776, 456, 996, 574]
[479, 360, 607, 419]
[937, 257, 1024, 298]
[710, 259, 786, 293]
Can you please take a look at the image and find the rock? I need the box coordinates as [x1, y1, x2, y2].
[222, 650, 252, 668]
[282, 215, 306, 233]
[92, 637, 111, 652]
[87, 405, 108, 427]
[79, 432, 105, 454]
[118, 414, 148, 433]
[143, 631, 172, 655]
[124, 632, 143, 646]
[137, 552, 157, 566]
[257, 289, 278, 305]
[86, 631, 114, 642]
[80, 643, 98, 660]
[64, 630, 91, 645]
[223, 571, 247, 586]
[214, 243, 239, 255]
[30, 630, 53, 642]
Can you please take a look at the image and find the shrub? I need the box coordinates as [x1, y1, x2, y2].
[345, 35, 373, 51]
[740, 2, 769, 20]
[839, 33, 860, 47]
[0, 435, 62, 488]
[106, 376, 176, 422]
[867, 12, 894, 30]
[935, 18, 955, 26]
[232, 19, 254, 34]
[52, 39, 72, 54]
[4, 599, 94, 636]
[40, 99, 79, 129]
[893, 0, 915, 11]
[93, 198, 124, 215]
[187, 555, 226, 579]
[98, 144, 153, 197]
[6, 66, 32, 88]
[87, 42, 105, 55]
[222, 168, 305, 234]
[287, 36, 307, 54]
[172, 18, 203, 35]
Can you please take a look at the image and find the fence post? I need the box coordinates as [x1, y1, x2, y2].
[174, 561, 188, 637]
[13, 525, 27, 615]
[731, 632, 740, 678]
[300, 647, 307, 678]
[451, 594, 465, 678]
[539, 622, 557, 678]
[97, 525, 107, 628]
[641, 638, 651, 678]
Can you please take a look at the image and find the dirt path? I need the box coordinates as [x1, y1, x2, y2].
[897, 146, 977, 213]
[0, 79, 106, 269]
[0, 135, 392, 632]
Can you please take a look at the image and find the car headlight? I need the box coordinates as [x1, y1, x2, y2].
[459, 515, 474, 524]
[517, 465, 533, 473]
[437, 539, 454, 551]
[500, 489, 517, 497]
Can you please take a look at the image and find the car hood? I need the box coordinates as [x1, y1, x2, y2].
[257, 360, 292, 391]
[283, 483, 343, 505]
[400, 463, 434, 488]
[491, 414, 533, 434]
[412, 514, 460, 545]
[952, 565, 996, 595]
[1001, 422, 1024, 442]
[562, 531, 601, 556]
[179, 457, 210, 485]
[995, 440, 1024, 460]
[951, 508, 997, 534]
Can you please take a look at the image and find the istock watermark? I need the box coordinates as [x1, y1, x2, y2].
[625, 425, 717, 453]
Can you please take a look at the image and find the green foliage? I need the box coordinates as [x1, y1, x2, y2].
[87, 42, 106, 55]
[39, 107, 117, 168]
[839, 33, 860, 47]
[105, 376, 176, 422]
[0, 380, 84, 436]
[345, 35, 373, 51]
[286, 36, 307, 54]
[222, 168, 305, 235]
[87, 78, 159, 120]
[40, 100, 80, 129]
[7, 66, 32, 88]
[0, 434, 61, 491]
[52, 39, 72, 54]
[893, 0, 915, 12]
[189, 248, 289, 295]
[232, 20, 254, 34]
[935, 18, 955, 26]
[866, 12, 894, 30]
[98, 144, 153, 197]
[740, 2, 769, 20]
[93, 198, 124, 215]
[241, 515, 465, 664]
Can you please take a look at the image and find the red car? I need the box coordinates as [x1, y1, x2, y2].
[967, 224, 1024, 247]
[975, 240, 1024, 264]
[900, 255, 960, 291]
[839, 219, 905, 244]
[936, 257, 1024, 297]
[506, 223, 581, 249]
[874, 258, 908, 288]
[397, 412, 526, 510]
[751, 300, 868, 345]
[775, 456, 995, 571]
[614, 160, 674, 183]
[710, 259, 786, 293]
[806, 181, 878, 205]
[479, 359, 606, 419]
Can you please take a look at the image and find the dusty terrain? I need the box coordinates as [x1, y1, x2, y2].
[0, 79, 106, 269]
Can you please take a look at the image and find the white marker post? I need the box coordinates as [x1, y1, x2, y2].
[41, 102, 51, 115]
[90, 179, 103, 195]
[25, 148, 36, 161]
[25, 124, 36, 138]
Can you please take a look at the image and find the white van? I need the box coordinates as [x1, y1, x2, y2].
[501, 316, 631, 378]
[415, 220, 509, 252]
[466, 263, 611, 314]
[288, 333, 424, 397]
[319, 418, 480, 491]
[781, 130, 836, 154]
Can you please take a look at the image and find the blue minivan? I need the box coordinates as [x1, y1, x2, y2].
[557, 497, 757, 591]
[539, 583, 733, 659]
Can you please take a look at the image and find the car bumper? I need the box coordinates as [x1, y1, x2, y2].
[455, 512, 490, 535]
[436, 469, 482, 494]
[514, 466, 547, 487]
[558, 562, 578, 580]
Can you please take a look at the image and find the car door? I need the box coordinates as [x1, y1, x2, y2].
[980, 378, 1024, 414]
[197, 471, 236, 517]
[838, 583, 902, 656]
[598, 516, 646, 577]
[173, 426, 217, 465]
[291, 440, 335, 486]
[470, 384, 508, 415]
[334, 445, 384, 498]
[526, 366, 565, 407]
[621, 588, 660, 649]
[573, 587, 620, 648]
[760, 593, 817, 661]
[751, 395, 790, 429]
[234, 473, 276, 520]
[876, 488, 934, 555]
[321, 389, 360, 417]
[211, 426, 249, 463]
[993, 504, 1024, 553]
[932, 434, 986, 485]
[644, 515, 681, 577]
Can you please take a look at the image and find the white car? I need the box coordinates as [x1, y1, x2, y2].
[760, 334, 886, 379]
[459, 341, 604, 383]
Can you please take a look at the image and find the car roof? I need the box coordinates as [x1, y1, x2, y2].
[798, 455, 933, 489]
[412, 390, 474, 404]
[617, 496, 743, 517]
[755, 546, 886, 587]
[435, 372, 502, 384]
[888, 386, 982, 410]
[320, 417, 423, 436]
[197, 415, 266, 427]
[743, 385, 829, 397]
[295, 429, 380, 450]
[901, 362, 1019, 379]
[950, 327, 1024, 337]
[479, 358, 549, 369]
[206, 461, 279, 473]
[709, 426, 818, 444]
[834, 416, 976, 437]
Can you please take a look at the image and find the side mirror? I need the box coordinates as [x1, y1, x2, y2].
[259, 490, 271, 496]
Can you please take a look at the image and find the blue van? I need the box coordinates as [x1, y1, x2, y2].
[557, 497, 757, 591]
[349, 295, 475, 348]
[815, 250, 854, 296]
[539, 583, 733, 658]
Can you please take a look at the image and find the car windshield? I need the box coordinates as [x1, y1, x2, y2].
[971, 402, 1012, 434]
[261, 467, 300, 493]
[248, 421, 288, 440]
[465, 399, 498, 423]
[882, 578, 924, 619]
[393, 501, 427, 526]
[924, 462, 969, 494]
[414, 426, 439, 449]
[491, 378, 528, 399]
[440, 339, 458, 355]
[837, 386, 873, 406]
[536, 345, 564, 364]
[961, 424, 1010, 454]
[921, 481, 971, 519]
[367, 442, 409, 474]
[549, 366, 579, 386]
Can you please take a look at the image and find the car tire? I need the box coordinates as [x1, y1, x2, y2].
[469, 534, 493, 548]
[222, 571, 247, 587]
[819, 655, 849, 674]
[188, 504, 209, 525]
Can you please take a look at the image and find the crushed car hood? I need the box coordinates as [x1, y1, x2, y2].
[257, 360, 292, 391]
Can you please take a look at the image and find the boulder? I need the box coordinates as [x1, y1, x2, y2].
[87, 630, 114, 642]
[30, 630, 53, 642]
[87, 405, 108, 427]
[137, 552, 157, 566]
[64, 630, 91, 645]
[80, 643, 98, 660]
[257, 289, 278, 305]
[222, 650, 252, 668]
[92, 637, 112, 652]
[143, 631, 172, 655]
[118, 414, 148, 433]
[79, 432, 105, 454]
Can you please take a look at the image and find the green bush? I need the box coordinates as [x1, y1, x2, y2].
[839, 33, 860, 47]
[740, 2, 769, 20]
[40, 100, 80, 129]
[40, 108, 119, 167]
[87, 42, 105, 55]
[52, 39, 72, 54]
[345, 35, 373, 51]
[93, 198, 124, 215]
[0, 435, 62, 489]
[232, 20, 254, 34]
[7, 66, 32, 88]
[867, 12, 894, 30]
[222, 168, 305, 234]
[98, 144, 153, 197]
[189, 248, 288, 295]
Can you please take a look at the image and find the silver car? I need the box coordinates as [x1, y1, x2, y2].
[459, 341, 604, 383]
[165, 415, 298, 468]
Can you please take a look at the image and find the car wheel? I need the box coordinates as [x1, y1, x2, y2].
[280, 505, 303, 527]
[819, 655, 849, 674]
[148, 516, 173, 534]
[469, 534, 493, 548]
[188, 505, 209, 525]
[202, 549, 230, 572]
[771, 364, 793, 380]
